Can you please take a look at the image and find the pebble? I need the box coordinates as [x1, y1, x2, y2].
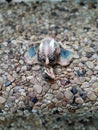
[33, 84, 42, 94]
[94, 65, 98, 70]
[86, 61, 94, 69]
[21, 66, 27, 71]
[4, 80, 12, 87]
[0, 86, 2, 90]
[79, 77, 86, 83]
[74, 77, 82, 84]
[0, 96, 6, 104]
[56, 92, 64, 100]
[0, 77, 4, 85]
[21, 92, 26, 96]
[86, 52, 93, 58]
[76, 69, 86, 77]
[7, 75, 15, 82]
[6, 87, 11, 92]
[32, 65, 41, 71]
[87, 91, 97, 101]
[51, 84, 59, 90]
[93, 82, 98, 88]
[93, 88, 98, 96]
[61, 78, 70, 85]
[31, 97, 38, 104]
[86, 69, 93, 76]
[44, 93, 54, 100]
[81, 57, 88, 61]
[64, 90, 73, 100]
[71, 87, 78, 95]
[80, 92, 87, 100]
[75, 97, 84, 104]
[23, 110, 30, 116]
[18, 101, 25, 108]
[81, 82, 89, 88]
[42, 85, 50, 93]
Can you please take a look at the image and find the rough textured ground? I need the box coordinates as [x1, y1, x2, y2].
[0, 0, 98, 118]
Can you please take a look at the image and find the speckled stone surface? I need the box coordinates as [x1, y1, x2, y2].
[0, 0, 98, 116]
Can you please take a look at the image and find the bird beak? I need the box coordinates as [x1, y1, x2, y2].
[45, 57, 49, 65]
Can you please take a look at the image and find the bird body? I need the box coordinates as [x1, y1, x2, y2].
[25, 37, 73, 82]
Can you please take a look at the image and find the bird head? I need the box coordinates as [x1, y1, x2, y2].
[37, 37, 60, 66]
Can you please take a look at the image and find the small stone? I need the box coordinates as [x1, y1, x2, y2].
[93, 82, 98, 88]
[74, 77, 82, 84]
[64, 90, 73, 100]
[81, 57, 88, 61]
[80, 92, 87, 100]
[93, 102, 98, 106]
[61, 78, 70, 85]
[21, 92, 26, 96]
[26, 76, 33, 80]
[0, 86, 2, 90]
[71, 87, 78, 94]
[56, 92, 64, 100]
[86, 61, 94, 69]
[13, 86, 21, 93]
[43, 85, 50, 93]
[8, 96, 16, 102]
[86, 69, 93, 76]
[51, 12, 57, 16]
[48, 103, 55, 109]
[75, 97, 84, 104]
[33, 85, 42, 94]
[19, 60, 24, 65]
[87, 91, 97, 101]
[7, 75, 15, 82]
[81, 82, 89, 88]
[51, 84, 59, 90]
[6, 87, 11, 92]
[35, 119, 41, 126]
[44, 93, 54, 100]
[21, 66, 27, 71]
[19, 96, 25, 101]
[0, 96, 6, 104]
[24, 110, 30, 116]
[18, 101, 25, 108]
[41, 29, 48, 34]
[31, 97, 38, 104]
[86, 52, 93, 58]
[32, 65, 41, 71]
[95, 65, 98, 70]
[74, 53, 79, 59]
[4, 80, 12, 87]
[76, 69, 86, 77]
[93, 88, 98, 96]
[0, 77, 4, 85]
[79, 77, 86, 83]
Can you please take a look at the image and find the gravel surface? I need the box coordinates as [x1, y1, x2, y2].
[0, 0, 98, 117]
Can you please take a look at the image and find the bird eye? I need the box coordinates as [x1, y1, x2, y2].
[38, 55, 45, 63]
[49, 54, 55, 63]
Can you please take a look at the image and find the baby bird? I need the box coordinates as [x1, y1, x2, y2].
[37, 37, 60, 66]
[24, 37, 73, 81]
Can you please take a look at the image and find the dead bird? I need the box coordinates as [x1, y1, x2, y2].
[24, 37, 74, 81]
[25, 37, 73, 66]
